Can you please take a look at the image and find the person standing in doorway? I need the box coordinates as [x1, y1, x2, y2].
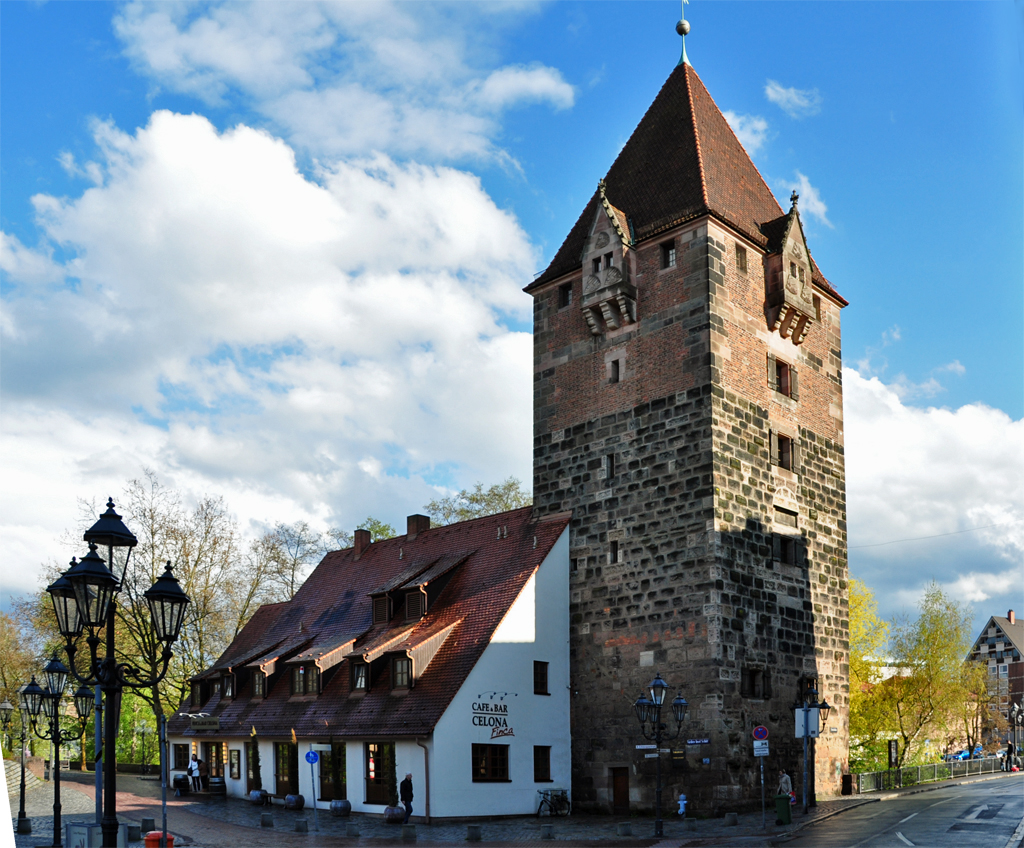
[188, 754, 201, 792]
[198, 757, 209, 790]
[400, 772, 414, 824]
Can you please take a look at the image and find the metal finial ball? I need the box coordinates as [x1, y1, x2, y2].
[676, 19, 690, 36]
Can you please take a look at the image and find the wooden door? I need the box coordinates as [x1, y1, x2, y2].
[611, 767, 629, 815]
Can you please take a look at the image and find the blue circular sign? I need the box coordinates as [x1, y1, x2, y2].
[305, 750, 319, 764]
[752, 725, 769, 740]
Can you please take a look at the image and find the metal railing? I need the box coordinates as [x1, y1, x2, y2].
[856, 757, 1003, 793]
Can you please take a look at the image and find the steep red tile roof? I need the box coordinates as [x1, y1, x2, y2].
[168, 507, 570, 740]
[527, 63, 845, 305]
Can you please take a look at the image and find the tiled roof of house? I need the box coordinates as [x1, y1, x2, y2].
[969, 614, 1024, 660]
[168, 507, 570, 740]
[527, 62, 845, 305]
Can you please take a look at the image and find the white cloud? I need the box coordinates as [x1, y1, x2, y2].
[475, 65, 574, 111]
[764, 79, 822, 118]
[781, 171, 832, 228]
[845, 367, 1024, 622]
[0, 111, 538, 599]
[723, 111, 769, 156]
[113, 1, 571, 163]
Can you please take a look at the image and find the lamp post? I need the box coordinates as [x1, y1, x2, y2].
[633, 673, 689, 837]
[1011, 703, 1022, 769]
[793, 685, 831, 815]
[47, 499, 190, 848]
[0, 698, 14, 753]
[23, 661, 94, 848]
[16, 685, 33, 833]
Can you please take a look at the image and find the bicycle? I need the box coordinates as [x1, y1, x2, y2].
[537, 788, 570, 817]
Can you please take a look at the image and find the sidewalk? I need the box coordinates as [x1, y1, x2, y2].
[10, 770, 1021, 848]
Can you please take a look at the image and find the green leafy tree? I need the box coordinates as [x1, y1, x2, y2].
[848, 579, 891, 770]
[874, 583, 977, 768]
[424, 476, 532, 526]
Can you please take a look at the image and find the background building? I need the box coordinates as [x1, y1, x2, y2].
[968, 609, 1023, 732]
[169, 508, 571, 818]
[526, 55, 849, 813]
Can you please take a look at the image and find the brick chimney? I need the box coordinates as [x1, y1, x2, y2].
[407, 514, 431, 541]
[1009, 609, 1016, 625]
[353, 528, 371, 558]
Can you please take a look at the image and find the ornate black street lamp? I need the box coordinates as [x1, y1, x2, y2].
[633, 673, 689, 837]
[793, 685, 831, 814]
[16, 684, 33, 833]
[47, 499, 190, 848]
[23, 661, 94, 848]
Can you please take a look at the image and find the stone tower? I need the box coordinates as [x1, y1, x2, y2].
[526, 58, 849, 814]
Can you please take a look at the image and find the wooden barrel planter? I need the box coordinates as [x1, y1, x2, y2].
[209, 777, 227, 796]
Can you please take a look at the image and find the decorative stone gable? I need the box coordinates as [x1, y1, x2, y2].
[581, 184, 636, 336]
[766, 194, 816, 345]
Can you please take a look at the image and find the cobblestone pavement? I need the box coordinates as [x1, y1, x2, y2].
[6, 770, 1017, 848]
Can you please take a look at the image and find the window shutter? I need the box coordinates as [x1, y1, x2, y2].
[769, 431, 779, 466]
[373, 596, 389, 624]
[764, 671, 773, 699]
[406, 591, 424, 621]
[791, 437, 799, 473]
[767, 354, 777, 391]
[790, 367, 799, 401]
[796, 540, 806, 568]
[740, 670, 751, 698]
[772, 534, 782, 562]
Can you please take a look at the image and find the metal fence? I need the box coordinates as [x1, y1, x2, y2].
[856, 757, 1003, 793]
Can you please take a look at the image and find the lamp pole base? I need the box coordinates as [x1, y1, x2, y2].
[17, 814, 32, 834]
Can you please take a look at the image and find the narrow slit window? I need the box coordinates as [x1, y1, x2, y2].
[592, 258, 601, 275]
[558, 283, 573, 308]
[735, 243, 747, 273]
[534, 661, 549, 695]
[604, 253, 613, 269]
[610, 540, 620, 563]
[661, 240, 676, 269]
[609, 360, 620, 384]
[606, 453, 615, 480]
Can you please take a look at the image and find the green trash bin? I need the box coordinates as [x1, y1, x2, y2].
[774, 794, 792, 825]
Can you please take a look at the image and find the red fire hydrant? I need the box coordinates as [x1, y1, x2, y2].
[144, 832, 174, 848]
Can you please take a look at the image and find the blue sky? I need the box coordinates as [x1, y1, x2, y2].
[1, 1, 1021, 634]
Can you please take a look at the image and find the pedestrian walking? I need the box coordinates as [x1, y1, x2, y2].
[777, 768, 792, 796]
[400, 772, 414, 824]
[188, 754, 201, 791]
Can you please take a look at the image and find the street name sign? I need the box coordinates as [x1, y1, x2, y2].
[635, 744, 656, 750]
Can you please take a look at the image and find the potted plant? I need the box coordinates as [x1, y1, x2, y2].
[249, 734, 268, 805]
[382, 744, 404, 824]
[329, 737, 350, 817]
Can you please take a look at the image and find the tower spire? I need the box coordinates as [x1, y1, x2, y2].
[675, 0, 691, 67]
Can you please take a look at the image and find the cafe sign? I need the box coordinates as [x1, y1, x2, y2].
[191, 716, 220, 731]
[471, 693, 516, 739]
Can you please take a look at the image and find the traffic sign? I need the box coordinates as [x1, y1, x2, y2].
[753, 740, 769, 757]
[305, 750, 319, 764]
[753, 725, 768, 740]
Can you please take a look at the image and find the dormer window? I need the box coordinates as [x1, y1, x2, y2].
[190, 683, 202, 706]
[211, 679, 221, 697]
[352, 662, 368, 692]
[291, 664, 320, 696]
[252, 671, 266, 698]
[604, 253, 613, 269]
[222, 675, 234, 699]
[372, 596, 391, 625]
[393, 657, 412, 689]
[405, 589, 425, 622]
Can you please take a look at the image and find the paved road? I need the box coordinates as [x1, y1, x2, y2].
[781, 773, 1024, 848]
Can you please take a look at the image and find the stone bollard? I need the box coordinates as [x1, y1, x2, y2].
[541, 823, 554, 840]
[466, 824, 482, 841]
[684, 818, 697, 831]
[616, 822, 632, 836]
[401, 824, 417, 841]
[295, 819, 309, 833]
[346, 822, 361, 838]
[724, 812, 739, 826]
[260, 812, 274, 828]
[141, 817, 156, 833]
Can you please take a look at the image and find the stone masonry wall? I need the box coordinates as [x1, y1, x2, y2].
[531, 216, 849, 813]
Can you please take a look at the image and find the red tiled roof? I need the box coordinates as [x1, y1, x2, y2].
[527, 63, 845, 305]
[168, 507, 570, 740]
